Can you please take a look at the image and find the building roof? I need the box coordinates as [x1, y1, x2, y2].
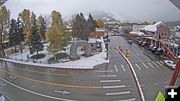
[142, 21, 162, 32]
[129, 31, 144, 36]
[175, 32, 180, 38]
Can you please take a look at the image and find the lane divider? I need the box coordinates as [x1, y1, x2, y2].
[0, 69, 100, 89]
[116, 47, 145, 101]
[0, 77, 76, 101]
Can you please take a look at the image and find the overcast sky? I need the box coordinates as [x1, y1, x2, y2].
[4, 0, 180, 22]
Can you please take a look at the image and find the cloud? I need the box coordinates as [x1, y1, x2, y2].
[4, 0, 180, 21]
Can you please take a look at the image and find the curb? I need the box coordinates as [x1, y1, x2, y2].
[115, 47, 145, 101]
[0, 58, 95, 70]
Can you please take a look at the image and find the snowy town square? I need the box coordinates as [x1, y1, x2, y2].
[0, 0, 180, 101]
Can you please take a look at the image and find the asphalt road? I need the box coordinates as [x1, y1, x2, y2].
[110, 36, 180, 100]
[0, 35, 179, 101]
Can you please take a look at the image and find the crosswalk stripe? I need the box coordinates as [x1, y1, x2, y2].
[156, 61, 163, 67]
[100, 80, 121, 83]
[99, 75, 117, 77]
[135, 64, 141, 70]
[152, 62, 160, 68]
[114, 98, 136, 101]
[142, 63, 149, 69]
[121, 64, 126, 71]
[103, 85, 125, 89]
[160, 61, 164, 64]
[106, 91, 131, 96]
[114, 65, 118, 72]
[148, 62, 155, 68]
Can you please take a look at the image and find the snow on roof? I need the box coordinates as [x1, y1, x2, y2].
[142, 21, 162, 32]
[153, 21, 162, 27]
[130, 31, 144, 36]
[142, 25, 157, 32]
[175, 32, 180, 38]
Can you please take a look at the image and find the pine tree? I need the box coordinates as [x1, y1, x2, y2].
[30, 12, 43, 55]
[38, 15, 46, 41]
[17, 17, 24, 42]
[17, 17, 24, 53]
[87, 14, 96, 33]
[72, 14, 81, 39]
[72, 13, 89, 41]
[9, 19, 18, 52]
[79, 13, 88, 40]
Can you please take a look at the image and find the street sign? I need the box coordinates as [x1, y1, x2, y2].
[155, 91, 165, 101]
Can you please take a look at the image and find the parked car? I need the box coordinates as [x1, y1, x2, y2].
[155, 48, 163, 55]
[149, 44, 154, 50]
[128, 40, 133, 45]
[141, 42, 147, 47]
[138, 41, 143, 45]
[0, 93, 5, 101]
[164, 60, 176, 70]
[151, 46, 158, 53]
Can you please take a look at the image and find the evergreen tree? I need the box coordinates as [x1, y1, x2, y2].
[87, 14, 96, 33]
[72, 13, 89, 41]
[79, 13, 88, 40]
[17, 17, 24, 42]
[72, 14, 81, 39]
[17, 17, 24, 53]
[9, 19, 18, 52]
[38, 15, 46, 41]
[30, 12, 43, 55]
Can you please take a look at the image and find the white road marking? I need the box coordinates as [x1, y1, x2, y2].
[148, 62, 155, 68]
[0, 77, 76, 101]
[100, 80, 121, 83]
[114, 98, 136, 101]
[142, 63, 149, 69]
[160, 61, 164, 64]
[96, 70, 113, 73]
[0, 80, 6, 86]
[152, 62, 160, 68]
[135, 64, 141, 70]
[103, 85, 125, 89]
[114, 65, 118, 72]
[106, 91, 131, 96]
[121, 64, 126, 71]
[99, 75, 117, 77]
[156, 61, 163, 67]
[54, 90, 71, 95]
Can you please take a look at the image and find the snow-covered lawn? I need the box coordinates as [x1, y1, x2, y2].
[1, 37, 109, 69]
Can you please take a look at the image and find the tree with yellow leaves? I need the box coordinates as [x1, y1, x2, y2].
[96, 19, 104, 28]
[46, 11, 69, 62]
[19, 9, 31, 44]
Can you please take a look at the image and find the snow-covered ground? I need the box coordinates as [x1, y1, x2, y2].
[0, 37, 109, 69]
